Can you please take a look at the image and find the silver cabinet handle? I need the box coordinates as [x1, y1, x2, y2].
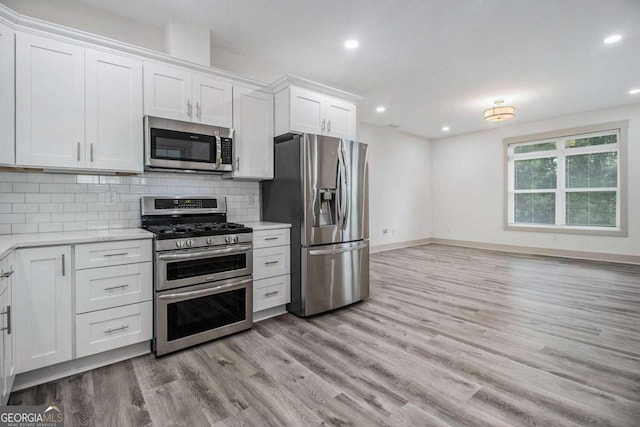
[187, 100, 192, 118]
[103, 252, 129, 257]
[265, 260, 279, 265]
[0, 306, 11, 335]
[264, 237, 279, 241]
[328, 120, 331, 132]
[321, 119, 326, 131]
[0, 271, 13, 278]
[104, 284, 129, 291]
[90, 143, 94, 162]
[77, 142, 81, 161]
[61, 254, 65, 276]
[196, 101, 200, 118]
[265, 291, 279, 297]
[104, 325, 129, 334]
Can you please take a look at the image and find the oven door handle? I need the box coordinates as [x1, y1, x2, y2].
[156, 244, 252, 261]
[158, 278, 252, 300]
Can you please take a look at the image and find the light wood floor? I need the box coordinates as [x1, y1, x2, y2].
[9, 244, 640, 426]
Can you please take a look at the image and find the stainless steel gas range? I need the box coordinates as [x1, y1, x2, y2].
[141, 196, 253, 356]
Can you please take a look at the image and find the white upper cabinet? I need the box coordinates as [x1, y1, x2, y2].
[192, 73, 233, 127]
[273, 77, 361, 141]
[144, 62, 232, 128]
[16, 33, 85, 169]
[230, 86, 274, 180]
[85, 50, 143, 172]
[15, 32, 144, 173]
[0, 23, 14, 166]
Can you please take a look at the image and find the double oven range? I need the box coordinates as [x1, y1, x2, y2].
[141, 196, 253, 356]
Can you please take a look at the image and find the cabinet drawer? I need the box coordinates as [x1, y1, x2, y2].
[76, 262, 152, 313]
[253, 228, 290, 249]
[75, 301, 152, 358]
[253, 275, 290, 312]
[253, 246, 290, 280]
[75, 239, 152, 269]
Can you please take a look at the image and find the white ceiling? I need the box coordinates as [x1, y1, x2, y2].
[74, 0, 640, 139]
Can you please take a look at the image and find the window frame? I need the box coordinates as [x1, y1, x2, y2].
[503, 121, 628, 236]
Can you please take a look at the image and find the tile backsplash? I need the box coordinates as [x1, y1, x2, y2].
[0, 171, 261, 235]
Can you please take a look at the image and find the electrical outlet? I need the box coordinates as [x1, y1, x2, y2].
[248, 194, 254, 206]
[382, 228, 389, 235]
[105, 192, 118, 206]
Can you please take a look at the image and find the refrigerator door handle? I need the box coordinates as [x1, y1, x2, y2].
[341, 141, 350, 230]
[308, 242, 369, 256]
[336, 146, 343, 228]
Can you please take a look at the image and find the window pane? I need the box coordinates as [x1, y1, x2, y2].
[514, 142, 556, 154]
[515, 193, 555, 224]
[515, 157, 557, 190]
[565, 133, 617, 149]
[566, 152, 617, 188]
[566, 192, 616, 227]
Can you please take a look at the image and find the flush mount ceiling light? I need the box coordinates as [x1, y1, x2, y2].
[376, 105, 386, 113]
[604, 34, 622, 44]
[629, 88, 640, 95]
[344, 39, 359, 49]
[441, 126, 450, 132]
[484, 99, 515, 122]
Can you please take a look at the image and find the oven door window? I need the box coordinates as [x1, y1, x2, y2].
[150, 128, 215, 163]
[166, 288, 246, 341]
[166, 254, 247, 281]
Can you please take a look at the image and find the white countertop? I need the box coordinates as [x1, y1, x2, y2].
[245, 221, 292, 230]
[0, 228, 154, 259]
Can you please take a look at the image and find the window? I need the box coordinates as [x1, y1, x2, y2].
[504, 121, 627, 236]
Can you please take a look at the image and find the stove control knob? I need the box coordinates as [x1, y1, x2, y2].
[186, 239, 194, 247]
[225, 236, 232, 244]
[176, 240, 185, 248]
[233, 236, 239, 243]
[206, 237, 213, 245]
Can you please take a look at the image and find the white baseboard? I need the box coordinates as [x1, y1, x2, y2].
[13, 341, 150, 391]
[430, 237, 640, 265]
[253, 305, 287, 322]
[370, 238, 433, 253]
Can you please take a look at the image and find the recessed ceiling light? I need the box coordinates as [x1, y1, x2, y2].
[604, 34, 622, 44]
[376, 106, 386, 113]
[629, 88, 640, 95]
[344, 39, 359, 49]
[442, 126, 450, 132]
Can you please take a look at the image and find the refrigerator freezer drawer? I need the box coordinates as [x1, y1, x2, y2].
[301, 240, 369, 316]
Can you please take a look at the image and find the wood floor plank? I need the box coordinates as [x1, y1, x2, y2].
[9, 244, 640, 426]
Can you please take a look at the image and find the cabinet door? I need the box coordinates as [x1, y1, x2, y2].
[143, 62, 192, 122]
[0, 288, 4, 405]
[232, 87, 273, 179]
[0, 23, 14, 166]
[86, 50, 143, 172]
[16, 33, 85, 168]
[325, 97, 357, 140]
[1, 253, 14, 402]
[193, 74, 232, 127]
[14, 246, 72, 373]
[289, 86, 324, 135]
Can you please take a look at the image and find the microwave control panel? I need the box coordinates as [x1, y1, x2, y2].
[220, 138, 233, 165]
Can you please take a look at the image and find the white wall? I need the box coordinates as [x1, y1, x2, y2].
[359, 123, 432, 248]
[431, 103, 640, 256]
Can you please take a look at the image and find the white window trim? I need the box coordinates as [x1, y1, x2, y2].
[503, 121, 628, 237]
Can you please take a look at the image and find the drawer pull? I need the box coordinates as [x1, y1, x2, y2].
[104, 325, 129, 334]
[264, 237, 279, 241]
[103, 252, 129, 257]
[265, 291, 279, 297]
[104, 284, 129, 291]
[264, 260, 279, 265]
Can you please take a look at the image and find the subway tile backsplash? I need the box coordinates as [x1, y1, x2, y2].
[0, 171, 261, 235]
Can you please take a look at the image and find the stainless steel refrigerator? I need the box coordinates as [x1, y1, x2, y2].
[262, 133, 369, 317]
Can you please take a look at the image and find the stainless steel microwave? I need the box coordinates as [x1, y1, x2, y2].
[144, 116, 234, 172]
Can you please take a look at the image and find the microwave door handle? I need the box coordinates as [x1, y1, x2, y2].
[214, 132, 222, 170]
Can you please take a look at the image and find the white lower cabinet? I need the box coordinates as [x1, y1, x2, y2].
[13, 246, 73, 374]
[251, 226, 291, 317]
[0, 253, 15, 404]
[76, 301, 152, 358]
